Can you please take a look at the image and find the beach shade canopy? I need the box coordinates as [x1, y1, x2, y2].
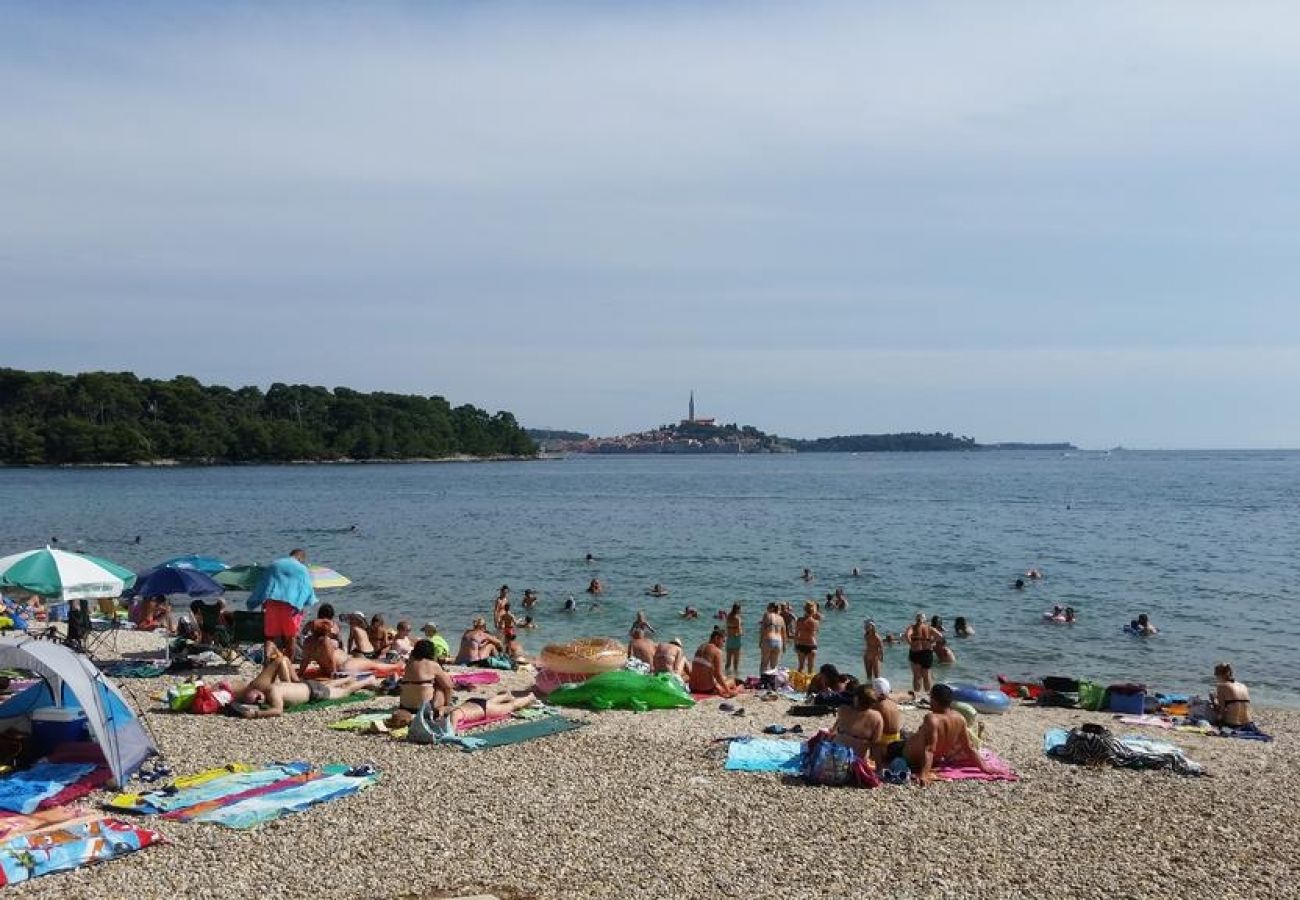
[157, 555, 229, 575]
[215, 564, 351, 592]
[126, 565, 224, 599]
[0, 636, 157, 787]
[0, 547, 136, 602]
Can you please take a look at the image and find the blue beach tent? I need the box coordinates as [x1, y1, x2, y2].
[0, 636, 157, 787]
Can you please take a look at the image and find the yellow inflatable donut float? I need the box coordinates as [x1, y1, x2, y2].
[537, 637, 627, 675]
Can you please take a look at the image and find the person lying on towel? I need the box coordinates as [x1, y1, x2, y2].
[229, 652, 377, 719]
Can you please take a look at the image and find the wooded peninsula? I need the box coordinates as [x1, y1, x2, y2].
[0, 368, 536, 465]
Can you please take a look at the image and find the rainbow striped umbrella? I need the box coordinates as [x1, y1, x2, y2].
[214, 564, 351, 591]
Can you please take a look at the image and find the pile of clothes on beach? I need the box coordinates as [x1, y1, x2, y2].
[1043, 724, 1206, 776]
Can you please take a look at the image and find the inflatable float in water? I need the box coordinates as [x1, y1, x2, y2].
[947, 684, 1011, 715]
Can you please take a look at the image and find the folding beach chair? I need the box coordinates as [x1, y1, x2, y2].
[200, 609, 266, 663]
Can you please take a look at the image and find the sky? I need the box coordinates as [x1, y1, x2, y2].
[2, 1, 1298, 448]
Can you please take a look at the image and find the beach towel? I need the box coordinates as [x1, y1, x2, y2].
[163, 770, 322, 822]
[724, 738, 805, 773]
[1118, 715, 1174, 730]
[1217, 723, 1273, 742]
[0, 763, 96, 814]
[452, 671, 500, 687]
[0, 817, 162, 886]
[464, 716, 584, 750]
[109, 763, 311, 814]
[37, 766, 111, 810]
[329, 712, 393, 731]
[283, 690, 375, 714]
[100, 661, 167, 679]
[1045, 727, 1205, 776]
[933, 749, 1019, 782]
[0, 806, 90, 842]
[191, 768, 378, 829]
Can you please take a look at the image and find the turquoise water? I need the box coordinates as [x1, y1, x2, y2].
[3, 451, 1298, 704]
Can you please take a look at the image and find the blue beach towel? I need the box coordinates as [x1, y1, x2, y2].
[0, 763, 96, 814]
[192, 770, 378, 829]
[724, 737, 805, 773]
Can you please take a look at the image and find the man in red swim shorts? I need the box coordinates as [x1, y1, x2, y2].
[248, 548, 317, 660]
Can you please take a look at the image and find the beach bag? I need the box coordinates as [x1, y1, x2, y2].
[1077, 681, 1106, 712]
[189, 684, 232, 715]
[802, 732, 857, 786]
[407, 701, 454, 745]
[166, 681, 198, 712]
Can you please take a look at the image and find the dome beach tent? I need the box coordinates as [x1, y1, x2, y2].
[0, 636, 156, 788]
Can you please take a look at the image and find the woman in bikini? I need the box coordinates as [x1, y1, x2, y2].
[346, 612, 376, 657]
[426, 691, 537, 735]
[870, 677, 904, 767]
[931, 615, 956, 664]
[830, 684, 884, 761]
[904, 612, 936, 698]
[1212, 662, 1253, 727]
[387, 639, 456, 727]
[863, 620, 884, 680]
[794, 601, 821, 675]
[456, 617, 503, 665]
[724, 603, 743, 678]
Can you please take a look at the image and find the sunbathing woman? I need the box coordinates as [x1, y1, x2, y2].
[830, 684, 885, 761]
[689, 629, 737, 698]
[424, 691, 538, 735]
[300, 632, 399, 678]
[1212, 662, 1253, 727]
[346, 612, 376, 656]
[456, 617, 503, 665]
[871, 677, 904, 766]
[387, 640, 456, 727]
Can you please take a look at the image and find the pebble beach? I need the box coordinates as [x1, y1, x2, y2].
[5, 632, 1296, 900]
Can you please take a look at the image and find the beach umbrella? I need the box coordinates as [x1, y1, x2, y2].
[127, 565, 224, 598]
[0, 546, 137, 602]
[214, 564, 352, 591]
[157, 555, 229, 575]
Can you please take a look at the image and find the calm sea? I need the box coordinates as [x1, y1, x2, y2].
[2, 451, 1297, 705]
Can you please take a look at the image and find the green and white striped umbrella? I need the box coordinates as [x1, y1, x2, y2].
[0, 546, 137, 601]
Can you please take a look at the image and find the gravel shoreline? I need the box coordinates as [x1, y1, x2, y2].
[7, 632, 1296, 899]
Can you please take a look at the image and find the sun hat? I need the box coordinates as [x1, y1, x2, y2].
[871, 677, 891, 696]
[669, 637, 683, 647]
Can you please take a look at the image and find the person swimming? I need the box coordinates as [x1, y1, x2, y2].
[1014, 578, 1026, 590]
[681, 606, 699, 620]
[954, 616, 973, 637]
[647, 583, 669, 597]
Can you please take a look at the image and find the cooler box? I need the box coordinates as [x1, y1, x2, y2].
[1106, 689, 1146, 715]
[31, 707, 90, 756]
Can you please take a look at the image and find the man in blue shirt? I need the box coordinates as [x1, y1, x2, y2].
[248, 548, 317, 660]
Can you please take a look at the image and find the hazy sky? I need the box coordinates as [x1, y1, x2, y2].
[3, 2, 1297, 448]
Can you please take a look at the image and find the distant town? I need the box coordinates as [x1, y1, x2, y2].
[528, 393, 1075, 455]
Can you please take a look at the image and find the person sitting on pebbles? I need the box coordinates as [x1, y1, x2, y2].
[386, 639, 455, 728]
[653, 637, 689, 682]
[300, 627, 398, 679]
[830, 683, 884, 761]
[345, 611, 377, 657]
[689, 628, 737, 698]
[1211, 662, 1253, 727]
[903, 683, 991, 784]
[421, 622, 452, 661]
[628, 626, 656, 667]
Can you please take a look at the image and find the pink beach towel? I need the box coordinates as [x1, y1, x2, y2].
[457, 712, 510, 732]
[452, 671, 501, 687]
[933, 749, 1018, 782]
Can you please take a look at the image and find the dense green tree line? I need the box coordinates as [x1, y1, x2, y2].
[0, 369, 536, 464]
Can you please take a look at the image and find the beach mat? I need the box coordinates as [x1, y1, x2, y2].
[284, 690, 375, 714]
[0, 763, 97, 815]
[452, 671, 500, 687]
[460, 716, 584, 751]
[724, 737, 805, 773]
[934, 749, 1018, 782]
[0, 817, 162, 886]
[108, 762, 376, 829]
